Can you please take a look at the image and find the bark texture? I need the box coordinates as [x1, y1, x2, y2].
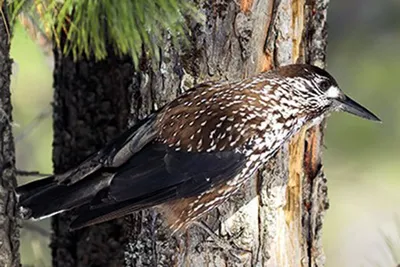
[51, 0, 330, 266]
[51, 50, 134, 267]
[0, 3, 20, 267]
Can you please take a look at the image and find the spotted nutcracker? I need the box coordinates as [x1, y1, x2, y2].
[16, 64, 380, 232]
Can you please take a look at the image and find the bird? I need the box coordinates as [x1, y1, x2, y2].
[15, 64, 380, 233]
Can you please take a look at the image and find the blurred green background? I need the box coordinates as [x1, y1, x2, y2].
[10, 0, 400, 266]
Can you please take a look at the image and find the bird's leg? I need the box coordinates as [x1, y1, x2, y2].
[192, 221, 250, 262]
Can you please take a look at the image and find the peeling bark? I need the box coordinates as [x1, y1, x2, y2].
[0, 3, 20, 267]
[51, 0, 330, 266]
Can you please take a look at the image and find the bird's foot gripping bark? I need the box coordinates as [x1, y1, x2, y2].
[193, 221, 250, 262]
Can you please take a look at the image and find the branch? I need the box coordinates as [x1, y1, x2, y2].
[14, 106, 51, 143]
[22, 221, 51, 238]
[16, 169, 51, 177]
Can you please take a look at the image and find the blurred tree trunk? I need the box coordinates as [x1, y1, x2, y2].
[0, 2, 20, 267]
[51, 0, 330, 266]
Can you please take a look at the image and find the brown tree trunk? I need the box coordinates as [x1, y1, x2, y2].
[51, 0, 329, 266]
[0, 3, 20, 267]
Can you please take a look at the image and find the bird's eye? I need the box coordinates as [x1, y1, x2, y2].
[319, 80, 330, 91]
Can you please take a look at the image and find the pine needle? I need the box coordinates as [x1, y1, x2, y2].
[7, 0, 203, 66]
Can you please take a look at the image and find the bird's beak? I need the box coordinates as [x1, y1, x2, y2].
[334, 95, 381, 122]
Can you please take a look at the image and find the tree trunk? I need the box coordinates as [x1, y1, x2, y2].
[51, 0, 329, 266]
[0, 3, 20, 267]
[51, 49, 135, 267]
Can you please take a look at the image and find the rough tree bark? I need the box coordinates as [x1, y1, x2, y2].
[51, 0, 330, 266]
[51, 49, 134, 267]
[0, 3, 20, 267]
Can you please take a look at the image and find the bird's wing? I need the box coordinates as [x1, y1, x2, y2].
[70, 143, 246, 229]
[55, 114, 159, 185]
[55, 81, 221, 186]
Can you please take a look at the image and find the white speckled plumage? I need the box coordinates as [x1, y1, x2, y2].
[16, 64, 380, 232]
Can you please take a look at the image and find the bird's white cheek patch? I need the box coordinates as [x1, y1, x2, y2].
[326, 86, 341, 99]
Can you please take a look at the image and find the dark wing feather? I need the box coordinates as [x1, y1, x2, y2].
[56, 114, 158, 185]
[99, 143, 245, 204]
[70, 187, 178, 230]
[59, 82, 219, 185]
[70, 143, 246, 229]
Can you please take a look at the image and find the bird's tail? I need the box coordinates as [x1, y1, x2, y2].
[16, 174, 112, 220]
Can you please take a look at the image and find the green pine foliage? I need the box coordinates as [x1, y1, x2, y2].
[8, 0, 201, 65]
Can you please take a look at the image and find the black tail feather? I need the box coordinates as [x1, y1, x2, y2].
[17, 174, 112, 220]
[16, 176, 56, 203]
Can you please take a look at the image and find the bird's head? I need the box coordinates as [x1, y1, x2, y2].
[275, 64, 381, 122]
